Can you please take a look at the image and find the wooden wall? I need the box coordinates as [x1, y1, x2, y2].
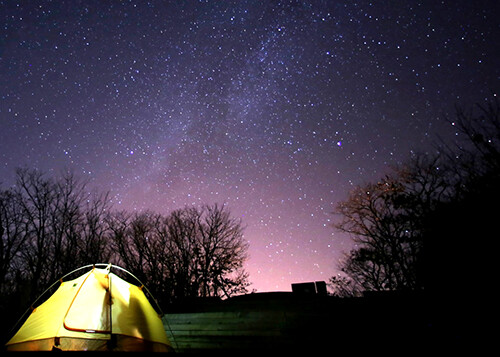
[161, 291, 432, 353]
[161, 292, 336, 353]
[162, 310, 290, 352]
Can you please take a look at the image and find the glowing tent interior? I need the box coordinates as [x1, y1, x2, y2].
[5, 264, 173, 352]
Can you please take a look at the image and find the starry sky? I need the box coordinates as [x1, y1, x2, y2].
[1, 1, 498, 292]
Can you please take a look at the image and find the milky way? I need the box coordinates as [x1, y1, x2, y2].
[1, 1, 498, 292]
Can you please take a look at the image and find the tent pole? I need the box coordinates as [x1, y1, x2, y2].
[7, 263, 166, 342]
[107, 267, 115, 350]
[6, 264, 98, 339]
[108, 264, 165, 317]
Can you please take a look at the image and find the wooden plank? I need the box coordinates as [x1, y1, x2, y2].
[165, 335, 291, 352]
[164, 317, 284, 329]
[166, 329, 283, 337]
[164, 310, 287, 321]
[163, 312, 288, 328]
[162, 312, 293, 352]
[164, 323, 283, 331]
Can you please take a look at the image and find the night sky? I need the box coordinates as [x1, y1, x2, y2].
[1, 1, 498, 292]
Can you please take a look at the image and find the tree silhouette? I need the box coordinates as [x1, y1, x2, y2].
[2, 169, 112, 297]
[0, 169, 113, 341]
[107, 204, 250, 305]
[332, 154, 449, 294]
[0, 189, 27, 295]
[331, 94, 499, 299]
[421, 96, 499, 341]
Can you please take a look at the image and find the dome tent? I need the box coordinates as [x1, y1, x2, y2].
[5, 264, 173, 352]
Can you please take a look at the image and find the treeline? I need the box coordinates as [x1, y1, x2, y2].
[330, 96, 499, 303]
[0, 170, 250, 338]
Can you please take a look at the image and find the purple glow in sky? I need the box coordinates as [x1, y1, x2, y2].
[1, 1, 498, 292]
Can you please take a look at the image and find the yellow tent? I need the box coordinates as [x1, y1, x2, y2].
[5, 265, 173, 352]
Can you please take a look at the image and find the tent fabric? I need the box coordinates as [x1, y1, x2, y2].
[6, 267, 173, 352]
[6, 336, 170, 352]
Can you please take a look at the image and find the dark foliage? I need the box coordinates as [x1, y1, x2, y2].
[331, 98, 500, 296]
[330, 96, 499, 343]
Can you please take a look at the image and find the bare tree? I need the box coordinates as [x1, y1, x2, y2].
[452, 96, 500, 175]
[107, 204, 250, 305]
[2, 166, 251, 313]
[5, 169, 112, 300]
[331, 95, 500, 297]
[161, 204, 250, 300]
[328, 274, 362, 298]
[77, 190, 113, 264]
[332, 154, 449, 294]
[196, 204, 250, 298]
[160, 207, 201, 302]
[14, 168, 56, 297]
[0, 188, 27, 294]
[48, 171, 88, 281]
[108, 210, 166, 286]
